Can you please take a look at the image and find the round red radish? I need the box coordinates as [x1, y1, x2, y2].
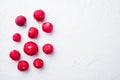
[42, 44, 54, 54]
[33, 9, 45, 21]
[28, 27, 39, 38]
[23, 41, 38, 56]
[13, 33, 21, 42]
[9, 50, 21, 61]
[42, 22, 53, 33]
[17, 60, 29, 71]
[15, 15, 26, 26]
[33, 58, 44, 68]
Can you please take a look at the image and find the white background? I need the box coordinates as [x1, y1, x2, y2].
[0, 0, 120, 80]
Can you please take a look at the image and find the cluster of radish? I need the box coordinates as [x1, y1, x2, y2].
[9, 9, 54, 71]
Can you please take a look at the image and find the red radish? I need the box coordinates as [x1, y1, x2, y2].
[17, 60, 29, 71]
[23, 41, 38, 56]
[42, 22, 53, 33]
[33, 58, 44, 68]
[28, 27, 39, 38]
[15, 15, 26, 26]
[13, 33, 21, 42]
[33, 9, 45, 21]
[42, 44, 54, 54]
[9, 50, 21, 61]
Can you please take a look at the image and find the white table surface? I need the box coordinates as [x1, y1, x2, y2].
[0, 0, 120, 80]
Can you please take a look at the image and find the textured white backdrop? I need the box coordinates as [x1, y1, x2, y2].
[0, 0, 120, 80]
